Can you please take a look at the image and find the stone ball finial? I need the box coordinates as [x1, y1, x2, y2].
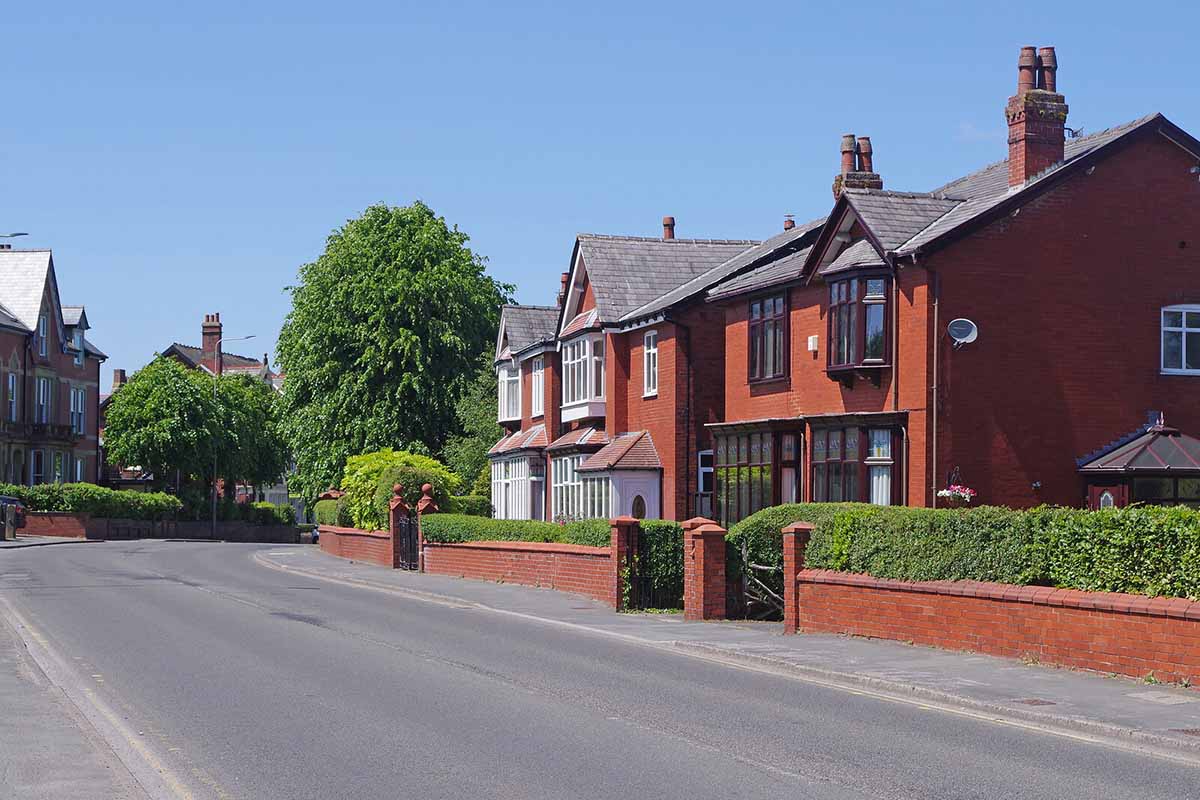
[421, 483, 433, 495]
[393, 483, 404, 496]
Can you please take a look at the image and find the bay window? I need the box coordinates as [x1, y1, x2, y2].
[531, 357, 544, 417]
[498, 365, 520, 421]
[643, 331, 658, 396]
[749, 295, 786, 381]
[491, 457, 531, 520]
[714, 431, 774, 527]
[552, 454, 610, 520]
[561, 335, 605, 415]
[828, 277, 889, 372]
[1162, 305, 1200, 374]
[811, 426, 895, 505]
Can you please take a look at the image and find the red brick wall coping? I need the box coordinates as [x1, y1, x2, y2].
[423, 540, 610, 557]
[319, 524, 389, 539]
[800, 570, 1200, 621]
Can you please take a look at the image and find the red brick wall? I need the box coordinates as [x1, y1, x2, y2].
[423, 540, 616, 606]
[798, 569, 1200, 685]
[931, 131, 1200, 507]
[23, 512, 93, 538]
[319, 525, 396, 569]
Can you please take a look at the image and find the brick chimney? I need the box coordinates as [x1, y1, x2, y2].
[1006, 45, 1069, 186]
[833, 134, 883, 199]
[662, 216, 675, 240]
[201, 313, 223, 376]
[112, 368, 127, 390]
[783, 215, 796, 231]
[556, 272, 570, 308]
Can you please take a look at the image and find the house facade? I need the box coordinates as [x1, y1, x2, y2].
[0, 248, 105, 485]
[492, 45, 1200, 525]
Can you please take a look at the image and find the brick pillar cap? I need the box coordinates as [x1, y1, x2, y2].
[388, 483, 409, 512]
[610, 516, 638, 525]
[690, 522, 727, 536]
[782, 521, 816, 534]
[681, 516, 717, 531]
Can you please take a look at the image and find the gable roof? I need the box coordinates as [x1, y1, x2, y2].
[497, 304, 559, 361]
[577, 431, 662, 472]
[571, 234, 758, 326]
[842, 190, 962, 253]
[62, 305, 87, 328]
[707, 247, 813, 301]
[1078, 417, 1200, 473]
[0, 249, 53, 332]
[818, 238, 887, 277]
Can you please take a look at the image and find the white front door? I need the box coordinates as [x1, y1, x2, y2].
[612, 472, 661, 519]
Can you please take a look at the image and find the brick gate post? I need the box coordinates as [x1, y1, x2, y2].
[415, 483, 439, 572]
[781, 522, 814, 634]
[682, 517, 726, 621]
[388, 484, 410, 570]
[609, 517, 639, 610]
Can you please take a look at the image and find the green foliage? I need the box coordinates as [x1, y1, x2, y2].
[0, 482, 182, 520]
[470, 465, 491, 499]
[727, 503, 1200, 603]
[419, 515, 610, 547]
[213, 374, 289, 489]
[313, 498, 347, 527]
[340, 449, 461, 531]
[444, 495, 492, 517]
[443, 362, 504, 489]
[248, 501, 296, 526]
[275, 202, 514, 501]
[637, 520, 684, 607]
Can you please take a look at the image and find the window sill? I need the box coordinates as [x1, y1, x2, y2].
[826, 363, 890, 387]
[498, 414, 522, 424]
[642, 391, 658, 399]
[1160, 369, 1200, 376]
[748, 375, 789, 387]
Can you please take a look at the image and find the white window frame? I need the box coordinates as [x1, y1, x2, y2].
[6, 373, 15, 422]
[560, 334, 606, 408]
[35, 377, 50, 424]
[37, 314, 47, 357]
[497, 365, 521, 422]
[73, 330, 83, 366]
[530, 357, 544, 418]
[74, 455, 85, 483]
[643, 330, 658, 397]
[865, 428, 893, 506]
[1161, 305, 1200, 375]
[491, 456, 531, 520]
[69, 387, 85, 434]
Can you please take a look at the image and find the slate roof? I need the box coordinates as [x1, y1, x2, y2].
[166, 343, 264, 370]
[83, 337, 107, 359]
[0, 249, 51, 331]
[62, 305, 87, 327]
[842, 190, 962, 252]
[0, 302, 25, 331]
[578, 431, 662, 472]
[546, 426, 609, 452]
[707, 247, 812, 300]
[575, 235, 758, 324]
[818, 238, 886, 277]
[1078, 418, 1200, 473]
[619, 220, 822, 323]
[499, 305, 559, 357]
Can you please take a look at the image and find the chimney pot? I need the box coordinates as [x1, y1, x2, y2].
[856, 136, 874, 173]
[662, 216, 675, 240]
[1006, 45, 1068, 186]
[1037, 46, 1057, 91]
[783, 215, 795, 231]
[840, 134, 857, 175]
[1017, 45, 1038, 93]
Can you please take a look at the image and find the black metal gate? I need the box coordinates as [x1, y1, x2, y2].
[394, 512, 419, 571]
[632, 528, 683, 610]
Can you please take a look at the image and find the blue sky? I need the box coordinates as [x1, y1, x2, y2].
[4, 2, 1198, 390]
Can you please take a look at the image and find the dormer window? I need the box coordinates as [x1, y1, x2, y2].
[498, 365, 521, 422]
[37, 314, 47, 357]
[828, 276, 890, 380]
[561, 334, 606, 421]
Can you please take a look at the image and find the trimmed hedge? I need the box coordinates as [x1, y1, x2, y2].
[444, 495, 492, 517]
[419, 514, 610, 547]
[727, 503, 1200, 603]
[314, 498, 349, 527]
[0, 483, 182, 520]
[248, 501, 296, 526]
[637, 520, 684, 607]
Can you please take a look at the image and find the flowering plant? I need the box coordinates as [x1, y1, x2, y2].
[937, 485, 977, 503]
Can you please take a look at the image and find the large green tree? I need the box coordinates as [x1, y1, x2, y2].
[442, 360, 503, 496]
[104, 357, 289, 493]
[276, 202, 512, 501]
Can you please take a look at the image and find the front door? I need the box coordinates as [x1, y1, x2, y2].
[615, 474, 660, 519]
[1087, 481, 1128, 510]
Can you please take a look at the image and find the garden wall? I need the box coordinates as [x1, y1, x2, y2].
[318, 525, 398, 568]
[24, 512, 299, 543]
[794, 569, 1200, 684]
[422, 540, 617, 606]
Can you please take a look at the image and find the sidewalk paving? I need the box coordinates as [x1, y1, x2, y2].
[0, 535, 97, 549]
[261, 544, 1200, 758]
[0, 612, 146, 799]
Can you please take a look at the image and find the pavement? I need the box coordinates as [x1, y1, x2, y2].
[261, 544, 1200, 757]
[1, 540, 1197, 800]
[0, 534, 97, 549]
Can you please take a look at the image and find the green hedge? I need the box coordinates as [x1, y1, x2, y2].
[340, 449, 462, 531]
[419, 514, 610, 547]
[444, 495, 492, 517]
[247, 501, 296, 526]
[727, 503, 1200, 603]
[0, 483, 182, 520]
[636, 520, 684, 607]
[314, 498, 350, 527]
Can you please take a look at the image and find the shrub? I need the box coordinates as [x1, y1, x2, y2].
[637, 520, 684, 607]
[340, 449, 461, 531]
[0, 482, 183, 520]
[419, 515, 611, 547]
[444, 495, 492, 517]
[314, 499, 341, 526]
[248, 501, 296, 526]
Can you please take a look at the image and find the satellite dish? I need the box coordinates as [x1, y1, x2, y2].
[947, 318, 978, 348]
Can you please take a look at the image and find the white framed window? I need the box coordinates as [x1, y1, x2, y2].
[561, 335, 606, 407]
[530, 357, 544, 418]
[865, 428, 893, 506]
[6, 374, 15, 422]
[70, 387, 85, 434]
[1162, 305, 1200, 374]
[498, 365, 521, 421]
[73, 330, 83, 366]
[491, 456, 531, 520]
[37, 314, 47, 356]
[643, 330, 659, 396]
[552, 454, 610, 520]
[74, 455, 85, 483]
[35, 377, 50, 424]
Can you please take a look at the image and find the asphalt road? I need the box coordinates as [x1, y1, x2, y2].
[2, 541, 1196, 800]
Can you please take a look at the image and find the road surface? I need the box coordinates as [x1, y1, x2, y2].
[2, 541, 1195, 799]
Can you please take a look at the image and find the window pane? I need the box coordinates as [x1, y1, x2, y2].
[813, 464, 826, 502]
[1179, 478, 1200, 500]
[828, 430, 842, 460]
[1133, 477, 1173, 500]
[812, 431, 826, 462]
[738, 435, 748, 463]
[829, 463, 843, 501]
[763, 320, 775, 377]
[865, 303, 885, 360]
[750, 301, 761, 320]
[870, 465, 892, 505]
[1164, 331, 1183, 370]
[715, 437, 727, 465]
[749, 323, 760, 378]
[866, 278, 885, 297]
[1185, 311, 1200, 328]
[738, 466, 750, 518]
[1188, 332, 1200, 371]
[869, 429, 891, 459]
[781, 434, 796, 462]
[781, 467, 797, 504]
[1163, 311, 1183, 328]
[844, 428, 859, 461]
[844, 463, 858, 502]
[837, 305, 848, 364]
[847, 302, 858, 363]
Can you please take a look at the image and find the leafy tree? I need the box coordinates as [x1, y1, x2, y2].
[276, 202, 513, 501]
[215, 374, 289, 490]
[442, 361, 503, 490]
[103, 357, 218, 487]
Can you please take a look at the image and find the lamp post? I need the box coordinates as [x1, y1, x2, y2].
[211, 334, 255, 538]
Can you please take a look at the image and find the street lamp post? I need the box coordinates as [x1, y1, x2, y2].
[211, 334, 255, 539]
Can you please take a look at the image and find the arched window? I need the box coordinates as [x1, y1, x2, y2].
[631, 495, 646, 519]
[1099, 490, 1115, 509]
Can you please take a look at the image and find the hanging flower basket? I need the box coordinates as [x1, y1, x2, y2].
[937, 485, 977, 508]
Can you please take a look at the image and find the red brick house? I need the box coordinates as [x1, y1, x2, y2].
[704, 46, 1200, 523]
[493, 45, 1200, 524]
[0, 248, 105, 485]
